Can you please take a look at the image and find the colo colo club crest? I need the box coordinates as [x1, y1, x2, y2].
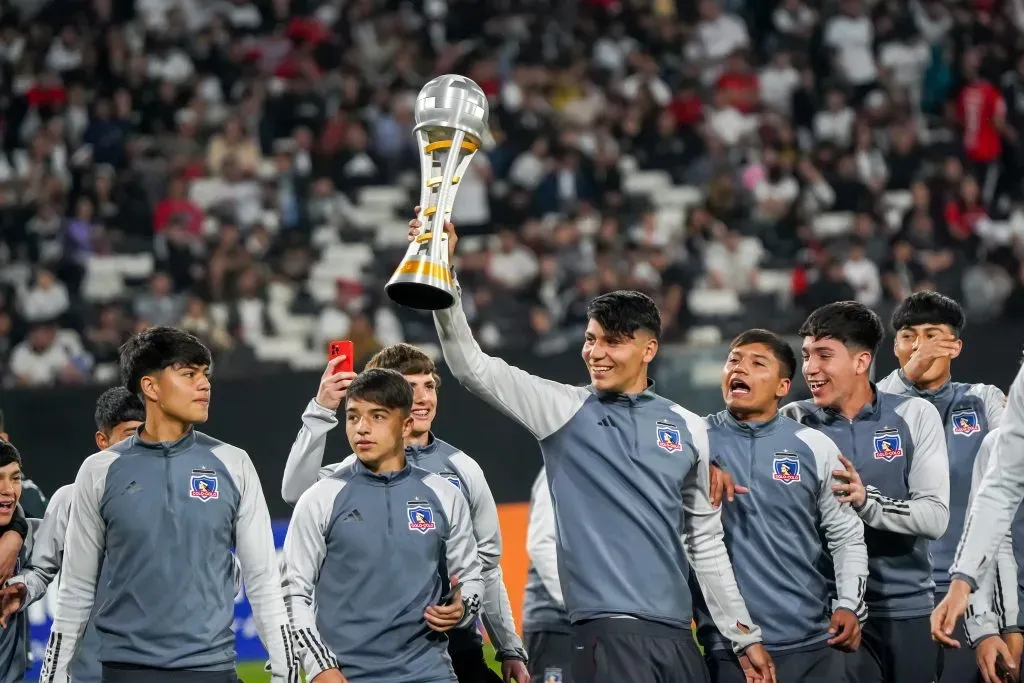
[407, 503, 436, 534]
[873, 429, 904, 461]
[190, 469, 219, 502]
[772, 454, 801, 484]
[951, 410, 981, 437]
[656, 421, 683, 453]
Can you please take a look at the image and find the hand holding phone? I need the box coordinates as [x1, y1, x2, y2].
[997, 653, 1019, 683]
[329, 340, 354, 374]
[438, 581, 462, 606]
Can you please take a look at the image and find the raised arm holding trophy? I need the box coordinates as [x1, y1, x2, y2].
[385, 74, 489, 311]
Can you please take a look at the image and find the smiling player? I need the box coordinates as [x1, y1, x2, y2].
[0, 439, 27, 683]
[412, 216, 775, 683]
[780, 302, 949, 683]
[697, 329, 868, 682]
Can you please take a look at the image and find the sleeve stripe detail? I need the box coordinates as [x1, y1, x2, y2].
[41, 631, 61, 683]
[296, 627, 337, 673]
[280, 625, 300, 683]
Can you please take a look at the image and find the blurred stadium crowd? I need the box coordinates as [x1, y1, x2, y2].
[1, 0, 1023, 389]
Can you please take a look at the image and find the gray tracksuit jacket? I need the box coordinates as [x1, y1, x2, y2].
[0, 525, 27, 683]
[780, 389, 950, 618]
[522, 468, 571, 635]
[12, 485, 246, 683]
[959, 428, 1022, 644]
[281, 403, 526, 661]
[953, 363, 1024, 613]
[38, 430, 296, 683]
[877, 369, 1005, 593]
[434, 291, 763, 653]
[694, 411, 868, 653]
[282, 460, 483, 682]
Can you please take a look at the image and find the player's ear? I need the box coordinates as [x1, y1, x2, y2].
[401, 414, 414, 439]
[95, 431, 109, 450]
[642, 335, 659, 364]
[950, 338, 963, 359]
[776, 377, 791, 400]
[139, 373, 160, 402]
[855, 350, 873, 376]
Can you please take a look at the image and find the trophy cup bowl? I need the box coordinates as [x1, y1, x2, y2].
[385, 75, 490, 310]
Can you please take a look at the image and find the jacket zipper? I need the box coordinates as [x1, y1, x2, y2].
[164, 446, 172, 512]
[630, 401, 638, 457]
[386, 481, 393, 534]
[747, 430, 756, 486]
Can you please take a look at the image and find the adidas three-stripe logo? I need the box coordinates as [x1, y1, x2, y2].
[341, 509, 363, 523]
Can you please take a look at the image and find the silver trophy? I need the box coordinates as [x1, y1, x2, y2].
[385, 75, 490, 310]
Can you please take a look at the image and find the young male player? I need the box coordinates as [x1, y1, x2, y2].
[934, 361, 1024, 679]
[0, 411, 45, 519]
[0, 387, 144, 682]
[282, 368, 484, 683]
[699, 329, 869, 682]
[281, 344, 529, 683]
[780, 301, 950, 683]
[0, 410, 33, 591]
[0, 439, 28, 683]
[521, 467, 571, 683]
[876, 291, 1010, 681]
[412, 216, 775, 683]
[39, 326, 297, 683]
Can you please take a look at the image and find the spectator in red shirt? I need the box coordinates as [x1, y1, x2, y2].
[669, 79, 704, 128]
[943, 175, 988, 242]
[153, 176, 204, 236]
[955, 50, 1006, 202]
[715, 51, 760, 114]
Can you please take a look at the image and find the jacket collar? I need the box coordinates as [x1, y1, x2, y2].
[717, 409, 782, 437]
[132, 427, 197, 455]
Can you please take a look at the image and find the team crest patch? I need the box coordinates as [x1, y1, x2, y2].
[190, 469, 219, 502]
[656, 421, 683, 453]
[873, 430, 904, 461]
[772, 454, 801, 484]
[543, 669, 562, 683]
[440, 471, 461, 489]
[407, 503, 436, 534]
[952, 410, 981, 436]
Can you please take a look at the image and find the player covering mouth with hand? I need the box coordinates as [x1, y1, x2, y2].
[876, 292, 1011, 682]
[697, 329, 868, 683]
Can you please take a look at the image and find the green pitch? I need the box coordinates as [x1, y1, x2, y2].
[236, 644, 501, 682]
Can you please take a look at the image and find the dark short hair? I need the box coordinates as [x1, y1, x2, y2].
[94, 387, 145, 433]
[0, 439, 21, 469]
[365, 343, 441, 388]
[798, 301, 885, 357]
[120, 326, 213, 396]
[346, 368, 414, 416]
[730, 329, 797, 380]
[586, 290, 662, 340]
[890, 291, 965, 336]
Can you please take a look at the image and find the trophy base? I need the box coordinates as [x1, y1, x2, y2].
[385, 282, 456, 311]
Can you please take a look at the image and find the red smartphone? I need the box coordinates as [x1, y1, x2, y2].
[329, 340, 354, 374]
